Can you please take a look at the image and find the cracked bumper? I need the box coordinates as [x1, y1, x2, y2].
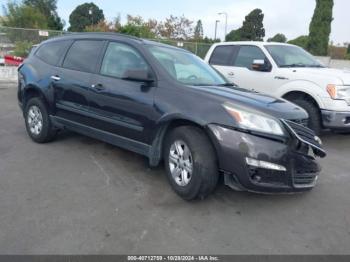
[208, 124, 321, 193]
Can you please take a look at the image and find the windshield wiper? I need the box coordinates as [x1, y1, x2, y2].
[307, 64, 325, 68]
[191, 83, 215, 86]
[280, 63, 307, 68]
[217, 83, 236, 87]
[280, 63, 324, 68]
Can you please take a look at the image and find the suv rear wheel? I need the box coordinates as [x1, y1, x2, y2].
[163, 126, 218, 200]
[24, 97, 57, 143]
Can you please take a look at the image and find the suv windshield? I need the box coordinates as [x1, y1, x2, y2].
[265, 45, 324, 68]
[148, 45, 228, 86]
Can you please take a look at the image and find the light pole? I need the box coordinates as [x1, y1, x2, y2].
[89, 9, 93, 26]
[214, 20, 220, 40]
[218, 12, 228, 40]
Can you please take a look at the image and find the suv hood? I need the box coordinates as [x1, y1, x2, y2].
[192, 85, 308, 120]
[291, 67, 350, 85]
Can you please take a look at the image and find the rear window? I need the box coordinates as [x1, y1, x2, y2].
[209, 45, 238, 66]
[63, 40, 104, 73]
[35, 40, 71, 66]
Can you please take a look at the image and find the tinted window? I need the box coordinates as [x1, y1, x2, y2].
[101, 42, 149, 78]
[234, 46, 267, 69]
[209, 45, 238, 66]
[35, 40, 71, 66]
[63, 40, 104, 72]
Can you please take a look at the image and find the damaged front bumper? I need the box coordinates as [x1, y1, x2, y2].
[208, 120, 326, 193]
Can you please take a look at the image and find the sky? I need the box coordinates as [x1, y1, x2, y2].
[2, 0, 350, 44]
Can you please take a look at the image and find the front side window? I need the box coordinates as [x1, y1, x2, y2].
[100, 42, 149, 78]
[209, 45, 238, 66]
[63, 40, 104, 72]
[36, 40, 71, 66]
[234, 46, 267, 69]
[148, 45, 228, 86]
[265, 45, 324, 68]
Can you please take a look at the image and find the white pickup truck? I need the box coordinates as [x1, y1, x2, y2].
[204, 42, 350, 134]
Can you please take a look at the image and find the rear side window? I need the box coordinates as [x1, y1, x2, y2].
[63, 40, 104, 73]
[35, 40, 71, 66]
[209, 45, 238, 66]
[234, 46, 267, 69]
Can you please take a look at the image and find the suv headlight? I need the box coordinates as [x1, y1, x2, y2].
[327, 84, 350, 104]
[223, 103, 285, 136]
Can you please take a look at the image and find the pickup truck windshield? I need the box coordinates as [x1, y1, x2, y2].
[265, 45, 324, 68]
[148, 45, 228, 86]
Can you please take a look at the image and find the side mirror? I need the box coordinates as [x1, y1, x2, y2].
[252, 59, 270, 72]
[122, 69, 154, 82]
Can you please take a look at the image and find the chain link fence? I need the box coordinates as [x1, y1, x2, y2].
[0, 26, 212, 62]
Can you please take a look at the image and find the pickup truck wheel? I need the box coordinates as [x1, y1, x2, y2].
[292, 99, 322, 135]
[24, 97, 56, 143]
[163, 126, 218, 200]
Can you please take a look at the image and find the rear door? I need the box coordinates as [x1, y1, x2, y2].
[53, 39, 105, 124]
[88, 41, 157, 144]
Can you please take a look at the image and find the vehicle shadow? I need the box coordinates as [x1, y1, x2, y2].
[51, 129, 345, 207]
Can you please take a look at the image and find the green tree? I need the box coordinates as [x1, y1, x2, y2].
[194, 20, 203, 40]
[308, 0, 334, 55]
[23, 0, 63, 30]
[267, 33, 287, 43]
[158, 15, 193, 40]
[347, 44, 350, 54]
[226, 9, 265, 41]
[118, 15, 156, 38]
[288, 35, 310, 49]
[68, 2, 104, 32]
[225, 29, 241, 41]
[1, 1, 48, 29]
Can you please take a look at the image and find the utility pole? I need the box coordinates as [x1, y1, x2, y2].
[214, 20, 220, 40]
[218, 12, 228, 40]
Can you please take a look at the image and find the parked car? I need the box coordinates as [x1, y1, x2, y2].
[205, 42, 350, 134]
[17, 33, 326, 200]
[4, 54, 24, 66]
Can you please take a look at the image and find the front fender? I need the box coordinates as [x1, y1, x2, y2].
[276, 80, 325, 109]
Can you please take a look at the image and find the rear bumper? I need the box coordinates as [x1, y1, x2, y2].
[208, 125, 321, 193]
[321, 109, 350, 129]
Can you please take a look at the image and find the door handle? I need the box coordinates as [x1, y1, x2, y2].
[228, 72, 235, 77]
[51, 75, 61, 81]
[91, 83, 105, 91]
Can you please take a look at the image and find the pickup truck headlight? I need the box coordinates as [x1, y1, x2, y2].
[223, 103, 285, 136]
[327, 84, 350, 104]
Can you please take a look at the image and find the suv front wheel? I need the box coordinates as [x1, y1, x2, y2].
[24, 97, 57, 143]
[163, 126, 218, 200]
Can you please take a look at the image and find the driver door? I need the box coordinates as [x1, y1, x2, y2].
[230, 45, 275, 94]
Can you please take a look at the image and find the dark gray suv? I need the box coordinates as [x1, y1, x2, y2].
[17, 33, 326, 200]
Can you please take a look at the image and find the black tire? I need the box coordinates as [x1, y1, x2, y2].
[292, 99, 322, 135]
[163, 126, 218, 200]
[24, 97, 57, 143]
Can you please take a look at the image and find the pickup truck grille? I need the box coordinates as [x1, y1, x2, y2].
[281, 119, 326, 158]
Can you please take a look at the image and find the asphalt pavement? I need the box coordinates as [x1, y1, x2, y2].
[0, 82, 349, 254]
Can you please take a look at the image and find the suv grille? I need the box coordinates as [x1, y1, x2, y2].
[293, 172, 317, 187]
[281, 119, 326, 158]
[290, 118, 309, 127]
